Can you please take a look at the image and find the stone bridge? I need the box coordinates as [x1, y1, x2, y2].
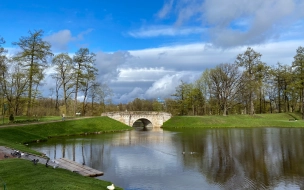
[101, 111, 172, 128]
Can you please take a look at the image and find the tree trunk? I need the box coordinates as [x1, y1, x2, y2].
[27, 61, 33, 116]
[223, 103, 227, 116]
[74, 66, 80, 116]
[63, 83, 67, 115]
[192, 104, 194, 115]
[250, 99, 254, 115]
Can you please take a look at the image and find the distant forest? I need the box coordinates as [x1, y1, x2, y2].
[1, 30, 304, 118]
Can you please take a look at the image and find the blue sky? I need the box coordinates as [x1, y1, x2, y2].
[1, 0, 304, 103]
[1, 0, 197, 52]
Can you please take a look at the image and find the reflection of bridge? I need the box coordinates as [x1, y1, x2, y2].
[101, 111, 172, 128]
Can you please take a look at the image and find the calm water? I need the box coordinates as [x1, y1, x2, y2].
[29, 127, 304, 190]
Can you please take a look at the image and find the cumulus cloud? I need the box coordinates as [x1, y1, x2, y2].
[115, 87, 145, 103]
[128, 43, 235, 71]
[153, 0, 304, 47]
[145, 72, 200, 99]
[109, 40, 301, 103]
[40, 38, 302, 104]
[117, 67, 175, 82]
[44, 30, 73, 51]
[44, 29, 93, 51]
[95, 51, 132, 82]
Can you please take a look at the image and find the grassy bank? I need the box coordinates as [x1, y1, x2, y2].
[0, 159, 122, 190]
[0, 116, 130, 154]
[162, 113, 304, 128]
[0, 116, 79, 126]
[0, 117, 130, 190]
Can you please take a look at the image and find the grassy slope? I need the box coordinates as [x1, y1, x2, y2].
[0, 116, 131, 154]
[0, 116, 63, 125]
[0, 159, 122, 190]
[0, 116, 129, 190]
[162, 113, 304, 128]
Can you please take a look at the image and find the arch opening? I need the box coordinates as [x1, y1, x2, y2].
[132, 118, 153, 130]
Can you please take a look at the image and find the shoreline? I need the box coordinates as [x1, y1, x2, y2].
[162, 113, 304, 128]
[0, 117, 129, 190]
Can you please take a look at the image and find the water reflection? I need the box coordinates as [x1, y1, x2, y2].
[30, 128, 304, 190]
[176, 128, 304, 189]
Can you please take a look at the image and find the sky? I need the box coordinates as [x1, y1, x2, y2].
[1, 0, 304, 104]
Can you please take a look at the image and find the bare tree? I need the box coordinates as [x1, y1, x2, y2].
[73, 48, 96, 115]
[0, 60, 29, 115]
[80, 64, 98, 116]
[52, 53, 74, 115]
[89, 83, 113, 113]
[209, 63, 242, 116]
[13, 30, 53, 116]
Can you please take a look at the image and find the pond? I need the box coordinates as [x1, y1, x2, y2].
[29, 127, 304, 190]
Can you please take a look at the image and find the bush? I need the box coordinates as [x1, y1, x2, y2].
[9, 114, 14, 122]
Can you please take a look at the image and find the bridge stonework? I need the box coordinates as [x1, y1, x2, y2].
[101, 111, 172, 128]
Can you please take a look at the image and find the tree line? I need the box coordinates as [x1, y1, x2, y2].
[1, 30, 304, 118]
[91, 46, 304, 119]
[0, 30, 112, 117]
[168, 46, 304, 118]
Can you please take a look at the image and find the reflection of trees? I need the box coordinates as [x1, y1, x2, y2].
[178, 128, 304, 189]
[31, 128, 304, 189]
[34, 135, 116, 171]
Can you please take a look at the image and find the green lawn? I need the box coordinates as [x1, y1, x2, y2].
[0, 115, 80, 126]
[0, 116, 131, 155]
[162, 113, 304, 128]
[2, 113, 304, 190]
[0, 116, 130, 190]
[0, 159, 122, 190]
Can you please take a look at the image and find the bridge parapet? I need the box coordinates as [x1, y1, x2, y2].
[101, 111, 172, 128]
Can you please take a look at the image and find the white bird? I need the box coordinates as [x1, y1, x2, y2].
[107, 184, 115, 190]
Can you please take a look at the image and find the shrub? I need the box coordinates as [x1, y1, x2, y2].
[9, 114, 14, 122]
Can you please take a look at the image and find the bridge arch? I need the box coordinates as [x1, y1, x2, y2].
[132, 118, 153, 128]
[101, 111, 172, 128]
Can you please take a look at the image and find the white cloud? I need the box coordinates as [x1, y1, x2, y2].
[157, 0, 174, 19]
[109, 40, 302, 103]
[44, 29, 93, 51]
[128, 43, 235, 70]
[44, 30, 73, 51]
[95, 51, 132, 82]
[128, 26, 206, 38]
[117, 68, 175, 82]
[37, 38, 303, 104]
[153, 0, 304, 47]
[144, 72, 200, 99]
[76, 28, 93, 41]
[115, 87, 145, 103]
